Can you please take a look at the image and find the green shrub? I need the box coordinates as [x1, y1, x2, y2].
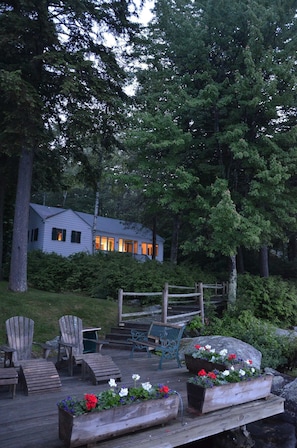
[201, 309, 295, 370]
[236, 274, 297, 327]
[27, 250, 215, 300]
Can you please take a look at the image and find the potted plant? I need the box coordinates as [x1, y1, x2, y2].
[184, 344, 240, 373]
[57, 374, 180, 448]
[186, 362, 273, 414]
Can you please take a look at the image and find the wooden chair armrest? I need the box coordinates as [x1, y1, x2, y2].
[33, 342, 53, 359]
[58, 341, 75, 348]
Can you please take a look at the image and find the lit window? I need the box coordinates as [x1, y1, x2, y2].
[71, 231, 81, 244]
[95, 236, 114, 251]
[119, 239, 137, 253]
[52, 227, 66, 241]
[141, 243, 158, 256]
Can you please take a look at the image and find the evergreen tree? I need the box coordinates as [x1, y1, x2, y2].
[0, 0, 140, 291]
[127, 0, 297, 297]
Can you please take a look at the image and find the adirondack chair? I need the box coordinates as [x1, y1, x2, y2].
[57, 315, 121, 383]
[0, 316, 61, 394]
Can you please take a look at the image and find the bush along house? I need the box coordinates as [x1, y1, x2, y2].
[28, 203, 164, 261]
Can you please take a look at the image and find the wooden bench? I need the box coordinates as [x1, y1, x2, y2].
[128, 321, 185, 370]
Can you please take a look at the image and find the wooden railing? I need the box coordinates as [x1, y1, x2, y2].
[118, 282, 205, 326]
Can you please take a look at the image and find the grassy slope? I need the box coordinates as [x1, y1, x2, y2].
[0, 281, 119, 351]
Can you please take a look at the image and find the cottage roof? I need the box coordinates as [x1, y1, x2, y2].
[30, 203, 164, 242]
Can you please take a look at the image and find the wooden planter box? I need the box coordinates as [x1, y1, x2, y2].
[187, 375, 273, 414]
[184, 353, 226, 373]
[59, 395, 180, 448]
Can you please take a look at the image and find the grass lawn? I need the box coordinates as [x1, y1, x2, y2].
[0, 281, 119, 353]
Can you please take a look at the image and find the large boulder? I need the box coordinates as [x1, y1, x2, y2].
[179, 335, 262, 369]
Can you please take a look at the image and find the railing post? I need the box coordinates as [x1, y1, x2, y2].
[162, 282, 168, 323]
[198, 282, 204, 324]
[118, 289, 123, 325]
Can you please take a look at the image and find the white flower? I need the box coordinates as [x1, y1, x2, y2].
[239, 369, 246, 376]
[251, 367, 255, 373]
[199, 347, 206, 352]
[219, 349, 228, 357]
[230, 366, 235, 371]
[205, 345, 211, 350]
[132, 374, 140, 381]
[119, 388, 128, 397]
[141, 382, 152, 391]
[222, 370, 230, 376]
[108, 378, 117, 388]
[245, 359, 253, 365]
[210, 349, 215, 354]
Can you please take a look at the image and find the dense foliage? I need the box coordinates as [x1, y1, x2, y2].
[26, 250, 215, 299]
[126, 0, 297, 281]
[201, 308, 297, 370]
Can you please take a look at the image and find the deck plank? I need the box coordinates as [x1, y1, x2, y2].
[0, 348, 284, 448]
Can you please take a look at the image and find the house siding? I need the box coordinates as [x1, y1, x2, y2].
[28, 204, 164, 261]
[42, 210, 92, 257]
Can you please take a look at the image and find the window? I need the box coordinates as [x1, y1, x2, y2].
[141, 242, 158, 257]
[118, 239, 138, 254]
[71, 230, 81, 244]
[31, 228, 39, 242]
[52, 227, 66, 241]
[95, 236, 114, 251]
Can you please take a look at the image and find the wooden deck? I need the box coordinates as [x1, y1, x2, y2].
[0, 348, 285, 448]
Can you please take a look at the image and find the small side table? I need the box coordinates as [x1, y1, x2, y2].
[0, 345, 15, 367]
[0, 368, 18, 398]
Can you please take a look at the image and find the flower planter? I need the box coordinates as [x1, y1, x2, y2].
[59, 394, 180, 448]
[184, 353, 226, 373]
[187, 374, 273, 414]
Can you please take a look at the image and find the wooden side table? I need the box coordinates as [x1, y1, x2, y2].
[0, 367, 18, 398]
[0, 345, 15, 367]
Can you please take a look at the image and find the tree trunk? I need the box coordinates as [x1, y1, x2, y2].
[9, 148, 34, 292]
[228, 254, 237, 305]
[92, 187, 99, 255]
[152, 216, 157, 260]
[259, 245, 269, 278]
[170, 214, 180, 264]
[0, 174, 4, 280]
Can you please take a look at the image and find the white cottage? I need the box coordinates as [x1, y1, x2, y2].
[28, 203, 164, 261]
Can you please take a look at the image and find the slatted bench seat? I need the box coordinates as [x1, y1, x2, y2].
[19, 359, 62, 395]
[128, 321, 185, 370]
[0, 368, 18, 398]
[81, 353, 122, 384]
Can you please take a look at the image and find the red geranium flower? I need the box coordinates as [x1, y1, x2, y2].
[159, 385, 169, 394]
[85, 393, 98, 410]
[198, 369, 207, 377]
[228, 353, 237, 360]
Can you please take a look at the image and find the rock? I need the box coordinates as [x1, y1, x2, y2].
[247, 416, 297, 448]
[179, 335, 262, 369]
